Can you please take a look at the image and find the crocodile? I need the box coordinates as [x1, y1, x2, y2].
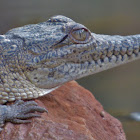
[0, 15, 140, 130]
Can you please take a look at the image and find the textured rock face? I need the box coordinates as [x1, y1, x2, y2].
[1, 81, 126, 140]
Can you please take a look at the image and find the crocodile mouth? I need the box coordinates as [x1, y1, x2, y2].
[24, 47, 140, 89]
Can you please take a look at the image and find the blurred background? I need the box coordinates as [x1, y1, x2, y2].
[0, 0, 140, 139]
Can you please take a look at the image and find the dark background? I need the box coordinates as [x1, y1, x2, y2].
[0, 0, 140, 139]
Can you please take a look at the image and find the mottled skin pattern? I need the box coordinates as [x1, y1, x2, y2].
[0, 15, 140, 130]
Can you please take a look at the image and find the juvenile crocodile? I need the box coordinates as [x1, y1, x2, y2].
[0, 15, 140, 130]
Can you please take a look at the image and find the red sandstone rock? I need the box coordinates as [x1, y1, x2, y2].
[0, 81, 126, 140]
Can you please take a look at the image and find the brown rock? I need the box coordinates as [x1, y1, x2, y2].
[1, 81, 126, 140]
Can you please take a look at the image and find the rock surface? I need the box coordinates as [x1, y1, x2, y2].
[1, 81, 126, 140]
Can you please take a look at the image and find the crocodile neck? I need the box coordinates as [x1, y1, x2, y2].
[0, 36, 57, 104]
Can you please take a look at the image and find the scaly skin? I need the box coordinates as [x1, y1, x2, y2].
[0, 15, 140, 129]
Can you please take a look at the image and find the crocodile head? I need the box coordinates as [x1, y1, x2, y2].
[6, 15, 98, 89]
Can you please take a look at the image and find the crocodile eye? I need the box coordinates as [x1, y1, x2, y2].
[70, 28, 91, 43]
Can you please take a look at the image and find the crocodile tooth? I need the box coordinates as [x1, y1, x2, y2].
[122, 54, 128, 61]
[133, 45, 139, 54]
[97, 59, 102, 66]
[101, 52, 107, 59]
[95, 64, 100, 71]
[120, 46, 127, 55]
[90, 60, 95, 66]
[107, 49, 113, 57]
[104, 57, 109, 64]
[110, 55, 117, 63]
[116, 55, 122, 64]
[113, 47, 120, 56]
[127, 46, 133, 55]
[129, 53, 136, 60]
